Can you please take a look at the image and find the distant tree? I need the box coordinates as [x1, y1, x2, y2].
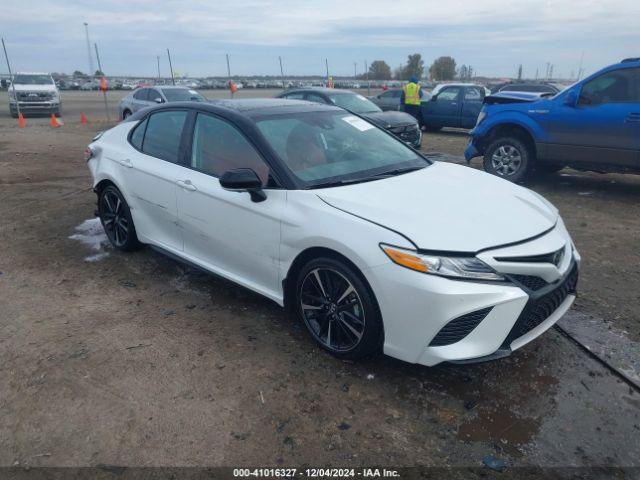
[95, 69, 105, 77]
[400, 53, 425, 80]
[368, 60, 392, 80]
[393, 65, 404, 80]
[429, 56, 457, 81]
[457, 64, 474, 80]
[517, 64, 523, 80]
[73, 70, 87, 78]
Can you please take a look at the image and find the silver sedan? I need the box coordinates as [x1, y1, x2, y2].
[118, 86, 206, 119]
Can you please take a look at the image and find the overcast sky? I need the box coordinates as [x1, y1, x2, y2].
[3, 0, 639, 79]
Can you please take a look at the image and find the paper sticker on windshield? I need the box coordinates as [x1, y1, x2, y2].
[342, 115, 374, 132]
[189, 90, 198, 95]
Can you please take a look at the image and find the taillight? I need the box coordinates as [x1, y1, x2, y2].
[84, 147, 94, 162]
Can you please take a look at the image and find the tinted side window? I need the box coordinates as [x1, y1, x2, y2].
[464, 87, 483, 101]
[283, 92, 305, 100]
[306, 93, 328, 104]
[148, 89, 163, 102]
[142, 111, 187, 163]
[130, 117, 148, 150]
[190, 114, 270, 185]
[579, 68, 640, 106]
[437, 87, 461, 101]
[133, 88, 149, 100]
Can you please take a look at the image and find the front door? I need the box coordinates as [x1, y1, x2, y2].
[176, 112, 284, 299]
[422, 86, 462, 127]
[546, 67, 640, 169]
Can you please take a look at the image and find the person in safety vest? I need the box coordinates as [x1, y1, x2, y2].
[401, 75, 423, 122]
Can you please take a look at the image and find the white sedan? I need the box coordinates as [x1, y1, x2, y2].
[85, 99, 580, 366]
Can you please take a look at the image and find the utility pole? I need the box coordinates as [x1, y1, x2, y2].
[167, 48, 175, 85]
[2, 38, 21, 118]
[156, 55, 161, 82]
[83, 22, 95, 77]
[94, 43, 110, 121]
[517, 64, 523, 81]
[279, 56, 285, 90]
[549, 64, 554, 80]
[226, 54, 233, 98]
[325, 58, 329, 84]
[577, 51, 585, 80]
[353, 62, 357, 79]
[364, 59, 370, 96]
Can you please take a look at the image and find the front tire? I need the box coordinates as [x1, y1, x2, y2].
[122, 109, 132, 119]
[295, 257, 383, 360]
[483, 136, 532, 183]
[98, 185, 142, 251]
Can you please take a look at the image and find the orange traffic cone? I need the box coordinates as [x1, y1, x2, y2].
[81, 112, 87, 125]
[50, 113, 60, 128]
[17, 113, 26, 128]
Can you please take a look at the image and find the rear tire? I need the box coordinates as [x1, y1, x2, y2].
[122, 109, 132, 119]
[295, 257, 383, 360]
[98, 185, 142, 252]
[483, 136, 532, 183]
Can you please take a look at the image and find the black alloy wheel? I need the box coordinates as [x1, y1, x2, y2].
[98, 185, 141, 251]
[296, 257, 383, 359]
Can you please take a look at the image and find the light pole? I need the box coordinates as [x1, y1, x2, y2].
[83, 22, 94, 76]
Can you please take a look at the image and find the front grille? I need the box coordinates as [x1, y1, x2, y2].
[387, 124, 420, 142]
[496, 246, 565, 267]
[17, 91, 53, 101]
[502, 263, 578, 346]
[509, 274, 548, 291]
[429, 307, 493, 347]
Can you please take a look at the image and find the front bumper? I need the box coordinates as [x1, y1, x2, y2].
[367, 223, 579, 366]
[464, 138, 480, 160]
[10, 101, 60, 113]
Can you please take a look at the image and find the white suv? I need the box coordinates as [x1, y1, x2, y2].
[9, 72, 61, 117]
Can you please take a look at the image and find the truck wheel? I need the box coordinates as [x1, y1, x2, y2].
[483, 137, 532, 183]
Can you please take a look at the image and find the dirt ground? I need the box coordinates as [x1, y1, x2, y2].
[0, 91, 639, 473]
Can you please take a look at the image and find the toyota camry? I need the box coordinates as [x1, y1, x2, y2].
[85, 99, 580, 366]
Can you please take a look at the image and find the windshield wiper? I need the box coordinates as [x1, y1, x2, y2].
[308, 166, 425, 189]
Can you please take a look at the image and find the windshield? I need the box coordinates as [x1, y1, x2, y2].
[13, 74, 54, 85]
[326, 92, 381, 114]
[161, 88, 206, 102]
[255, 111, 428, 188]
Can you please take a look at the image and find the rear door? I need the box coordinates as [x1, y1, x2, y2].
[422, 86, 462, 127]
[131, 88, 152, 112]
[175, 112, 284, 298]
[123, 109, 188, 251]
[546, 67, 640, 169]
[460, 86, 485, 128]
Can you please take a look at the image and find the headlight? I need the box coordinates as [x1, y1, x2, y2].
[475, 111, 487, 126]
[380, 244, 504, 281]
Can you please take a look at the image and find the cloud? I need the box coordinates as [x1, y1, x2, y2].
[2, 0, 639, 77]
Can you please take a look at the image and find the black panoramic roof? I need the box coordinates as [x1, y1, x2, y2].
[621, 57, 640, 63]
[125, 98, 341, 123]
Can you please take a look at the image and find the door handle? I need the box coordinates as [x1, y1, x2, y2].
[176, 179, 197, 191]
[118, 158, 133, 168]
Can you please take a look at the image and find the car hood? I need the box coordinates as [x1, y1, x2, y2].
[361, 111, 417, 128]
[12, 84, 57, 92]
[316, 162, 558, 252]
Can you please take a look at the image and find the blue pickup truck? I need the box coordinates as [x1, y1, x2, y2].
[465, 58, 640, 182]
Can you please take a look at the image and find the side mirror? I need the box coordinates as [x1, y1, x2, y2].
[430, 95, 437, 102]
[153, 97, 163, 103]
[563, 91, 577, 107]
[219, 168, 266, 202]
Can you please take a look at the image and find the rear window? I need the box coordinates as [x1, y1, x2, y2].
[141, 111, 187, 163]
